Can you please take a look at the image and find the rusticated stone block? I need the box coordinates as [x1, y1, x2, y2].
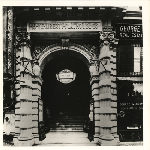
[94, 101, 100, 108]
[95, 114, 100, 120]
[15, 114, 20, 120]
[111, 102, 117, 108]
[32, 127, 38, 134]
[92, 89, 99, 96]
[92, 95, 99, 101]
[95, 126, 100, 134]
[32, 114, 38, 120]
[32, 109, 38, 114]
[100, 121, 112, 128]
[15, 127, 20, 134]
[32, 121, 38, 127]
[99, 107, 112, 114]
[32, 102, 38, 108]
[20, 121, 33, 128]
[99, 93, 112, 100]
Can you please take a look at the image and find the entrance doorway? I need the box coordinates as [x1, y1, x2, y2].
[41, 55, 91, 133]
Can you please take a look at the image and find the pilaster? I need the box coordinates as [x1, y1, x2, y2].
[98, 29, 119, 146]
[14, 31, 34, 146]
[89, 63, 99, 142]
[32, 68, 43, 144]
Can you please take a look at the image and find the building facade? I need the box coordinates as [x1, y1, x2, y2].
[3, 6, 143, 146]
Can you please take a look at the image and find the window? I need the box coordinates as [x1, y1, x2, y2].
[117, 46, 143, 75]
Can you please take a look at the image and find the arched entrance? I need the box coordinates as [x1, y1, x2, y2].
[42, 55, 91, 132]
[14, 33, 119, 146]
[36, 44, 96, 143]
[36, 43, 95, 77]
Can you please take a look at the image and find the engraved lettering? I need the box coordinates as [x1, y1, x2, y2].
[27, 21, 101, 32]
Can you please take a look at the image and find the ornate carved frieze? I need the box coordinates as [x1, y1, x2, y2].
[70, 42, 99, 59]
[99, 30, 119, 49]
[6, 7, 13, 73]
[15, 32, 31, 49]
[33, 45, 49, 58]
[82, 44, 99, 59]
[32, 42, 99, 61]
[32, 43, 61, 60]
[89, 59, 99, 73]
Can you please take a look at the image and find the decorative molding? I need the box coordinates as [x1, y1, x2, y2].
[33, 43, 61, 60]
[32, 42, 99, 62]
[99, 30, 119, 49]
[15, 32, 31, 49]
[6, 7, 13, 74]
[8, 9, 13, 20]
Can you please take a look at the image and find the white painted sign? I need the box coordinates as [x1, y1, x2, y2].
[56, 69, 76, 84]
[27, 20, 102, 32]
[59, 72, 73, 79]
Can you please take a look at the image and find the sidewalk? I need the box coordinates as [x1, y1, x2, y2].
[119, 142, 143, 146]
[3, 132, 143, 146]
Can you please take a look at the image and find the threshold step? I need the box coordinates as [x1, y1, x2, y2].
[50, 125, 83, 127]
[50, 130, 84, 132]
[49, 123, 83, 125]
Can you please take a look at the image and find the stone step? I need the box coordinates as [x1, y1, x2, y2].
[49, 122, 83, 125]
[42, 133, 92, 144]
[53, 119, 84, 122]
[50, 127, 83, 130]
[50, 129, 84, 132]
[50, 124, 83, 127]
[55, 116, 85, 119]
[50, 120, 84, 123]
[46, 131, 88, 137]
[37, 143, 97, 146]
[48, 115, 85, 132]
[56, 115, 84, 119]
[49, 126, 83, 129]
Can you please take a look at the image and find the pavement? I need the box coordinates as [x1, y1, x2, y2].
[35, 132, 143, 146]
[37, 131, 98, 146]
[118, 142, 143, 146]
[3, 132, 143, 146]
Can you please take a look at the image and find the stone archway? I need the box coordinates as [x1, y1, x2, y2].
[34, 43, 96, 77]
[35, 43, 98, 141]
[14, 33, 119, 146]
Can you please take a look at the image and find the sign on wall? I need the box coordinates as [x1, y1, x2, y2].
[27, 20, 102, 32]
[116, 24, 143, 39]
[56, 69, 76, 84]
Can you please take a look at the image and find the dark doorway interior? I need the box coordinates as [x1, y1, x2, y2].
[41, 55, 91, 123]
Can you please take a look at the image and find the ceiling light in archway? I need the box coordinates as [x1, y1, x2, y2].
[56, 69, 76, 84]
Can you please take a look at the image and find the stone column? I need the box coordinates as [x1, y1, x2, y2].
[13, 31, 34, 146]
[32, 62, 43, 144]
[98, 31, 119, 146]
[89, 62, 99, 143]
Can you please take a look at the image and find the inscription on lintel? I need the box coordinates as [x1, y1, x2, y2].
[27, 21, 102, 32]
